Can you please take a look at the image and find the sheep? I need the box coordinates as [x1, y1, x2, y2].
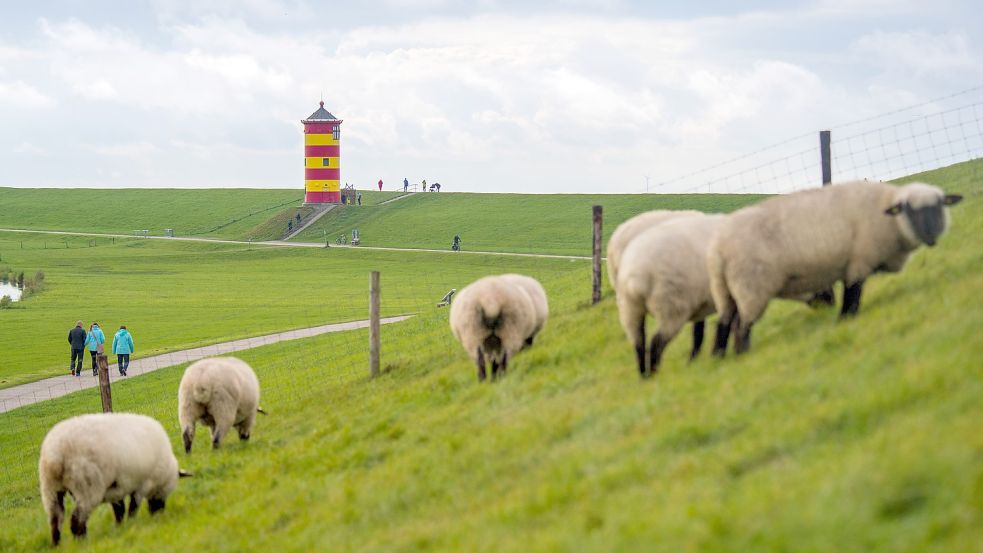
[449, 275, 540, 381]
[708, 180, 963, 355]
[498, 273, 549, 347]
[616, 213, 726, 377]
[606, 209, 702, 289]
[38, 413, 190, 545]
[178, 356, 265, 453]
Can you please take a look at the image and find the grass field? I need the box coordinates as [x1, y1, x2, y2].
[291, 192, 768, 255]
[0, 159, 980, 551]
[0, 232, 581, 388]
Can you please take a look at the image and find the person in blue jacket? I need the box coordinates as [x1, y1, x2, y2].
[112, 325, 135, 376]
[84, 322, 106, 376]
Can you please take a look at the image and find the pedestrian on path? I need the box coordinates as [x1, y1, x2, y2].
[378, 179, 383, 191]
[403, 177, 408, 192]
[357, 192, 362, 206]
[421, 179, 427, 192]
[84, 322, 106, 376]
[68, 320, 86, 376]
[112, 325, 135, 376]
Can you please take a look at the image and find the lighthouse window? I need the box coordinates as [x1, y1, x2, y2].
[322, 158, 330, 167]
[332, 127, 340, 140]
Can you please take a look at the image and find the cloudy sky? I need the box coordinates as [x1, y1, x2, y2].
[1, 0, 980, 193]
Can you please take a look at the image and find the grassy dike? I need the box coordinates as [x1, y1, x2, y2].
[0, 159, 979, 550]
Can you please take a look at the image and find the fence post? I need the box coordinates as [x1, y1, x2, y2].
[592, 205, 603, 304]
[369, 271, 380, 377]
[97, 354, 112, 412]
[820, 130, 832, 186]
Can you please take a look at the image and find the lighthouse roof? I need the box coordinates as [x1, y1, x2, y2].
[304, 101, 339, 122]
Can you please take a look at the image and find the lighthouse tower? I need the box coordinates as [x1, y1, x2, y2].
[302, 101, 343, 203]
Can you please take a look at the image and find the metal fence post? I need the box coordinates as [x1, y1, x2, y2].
[369, 271, 380, 377]
[820, 130, 832, 186]
[592, 205, 603, 304]
[97, 354, 112, 412]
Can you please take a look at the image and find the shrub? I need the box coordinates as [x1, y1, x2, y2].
[0, 295, 11, 309]
[35, 271, 45, 283]
[17, 272, 24, 289]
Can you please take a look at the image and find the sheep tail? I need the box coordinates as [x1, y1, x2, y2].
[191, 382, 212, 405]
[478, 296, 504, 330]
[706, 241, 733, 316]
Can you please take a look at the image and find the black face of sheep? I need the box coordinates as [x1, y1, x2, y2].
[886, 194, 962, 247]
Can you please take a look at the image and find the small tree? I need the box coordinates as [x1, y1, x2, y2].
[0, 295, 11, 309]
[35, 271, 45, 283]
[17, 272, 24, 289]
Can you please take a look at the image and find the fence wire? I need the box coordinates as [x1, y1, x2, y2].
[649, 87, 983, 194]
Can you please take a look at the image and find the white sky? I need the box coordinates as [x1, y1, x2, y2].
[0, 0, 980, 193]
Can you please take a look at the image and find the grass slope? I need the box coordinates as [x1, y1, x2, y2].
[292, 192, 767, 255]
[0, 160, 980, 551]
[0, 233, 581, 388]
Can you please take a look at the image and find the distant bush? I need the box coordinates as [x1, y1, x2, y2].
[0, 295, 11, 309]
[35, 271, 45, 283]
[17, 272, 24, 289]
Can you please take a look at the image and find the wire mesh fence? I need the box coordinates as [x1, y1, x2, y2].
[649, 86, 983, 194]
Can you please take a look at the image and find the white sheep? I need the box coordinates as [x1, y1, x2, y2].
[178, 356, 264, 453]
[616, 213, 726, 376]
[449, 275, 540, 381]
[499, 273, 549, 347]
[38, 413, 190, 545]
[606, 209, 702, 289]
[708, 180, 963, 355]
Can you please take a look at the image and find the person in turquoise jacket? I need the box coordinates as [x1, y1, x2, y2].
[112, 325, 135, 376]
[84, 322, 106, 376]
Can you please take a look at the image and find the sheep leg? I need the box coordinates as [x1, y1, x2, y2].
[69, 503, 91, 539]
[48, 490, 65, 545]
[690, 320, 705, 361]
[712, 311, 733, 357]
[616, 292, 647, 375]
[237, 410, 257, 441]
[148, 497, 166, 514]
[648, 318, 684, 376]
[490, 359, 500, 380]
[733, 315, 754, 354]
[128, 492, 142, 518]
[499, 353, 508, 377]
[182, 423, 196, 454]
[840, 280, 865, 318]
[112, 501, 126, 524]
[475, 349, 487, 381]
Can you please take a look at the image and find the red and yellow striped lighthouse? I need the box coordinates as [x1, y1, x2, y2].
[303, 101, 343, 203]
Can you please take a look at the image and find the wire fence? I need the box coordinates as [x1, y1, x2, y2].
[649, 86, 983, 194]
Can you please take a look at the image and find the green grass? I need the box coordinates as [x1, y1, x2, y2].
[0, 232, 582, 388]
[292, 192, 767, 255]
[0, 159, 979, 551]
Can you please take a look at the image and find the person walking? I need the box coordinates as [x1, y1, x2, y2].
[403, 177, 408, 192]
[84, 322, 106, 376]
[112, 325, 135, 376]
[378, 179, 383, 191]
[67, 321, 87, 376]
[357, 192, 362, 206]
[421, 179, 427, 192]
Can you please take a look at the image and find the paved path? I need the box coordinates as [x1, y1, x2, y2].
[377, 193, 413, 205]
[0, 315, 412, 414]
[0, 228, 593, 260]
[282, 204, 335, 240]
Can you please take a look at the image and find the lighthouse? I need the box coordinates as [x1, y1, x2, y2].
[302, 101, 343, 203]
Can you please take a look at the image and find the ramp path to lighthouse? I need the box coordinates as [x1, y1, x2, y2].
[0, 315, 412, 414]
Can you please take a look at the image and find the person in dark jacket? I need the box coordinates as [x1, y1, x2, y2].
[68, 321, 86, 376]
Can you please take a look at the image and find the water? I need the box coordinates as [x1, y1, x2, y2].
[0, 282, 22, 302]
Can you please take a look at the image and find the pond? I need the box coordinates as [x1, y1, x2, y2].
[0, 282, 22, 302]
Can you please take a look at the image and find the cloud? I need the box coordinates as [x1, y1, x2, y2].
[852, 31, 974, 73]
[0, 80, 55, 109]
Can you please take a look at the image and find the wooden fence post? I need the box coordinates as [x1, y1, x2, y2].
[820, 130, 832, 186]
[97, 354, 112, 412]
[592, 205, 603, 304]
[369, 271, 380, 377]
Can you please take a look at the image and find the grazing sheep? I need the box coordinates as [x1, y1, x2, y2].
[449, 275, 539, 381]
[499, 273, 549, 347]
[606, 209, 702, 289]
[38, 413, 190, 545]
[178, 356, 264, 453]
[709, 181, 963, 355]
[616, 213, 726, 376]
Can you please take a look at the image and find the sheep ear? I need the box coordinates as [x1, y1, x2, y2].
[943, 194, 963, 205]
[884, 203, 903, 215]
[178, 469, 193, 478]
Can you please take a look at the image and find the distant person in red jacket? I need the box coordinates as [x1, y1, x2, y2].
[378, 179, 383, 191]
